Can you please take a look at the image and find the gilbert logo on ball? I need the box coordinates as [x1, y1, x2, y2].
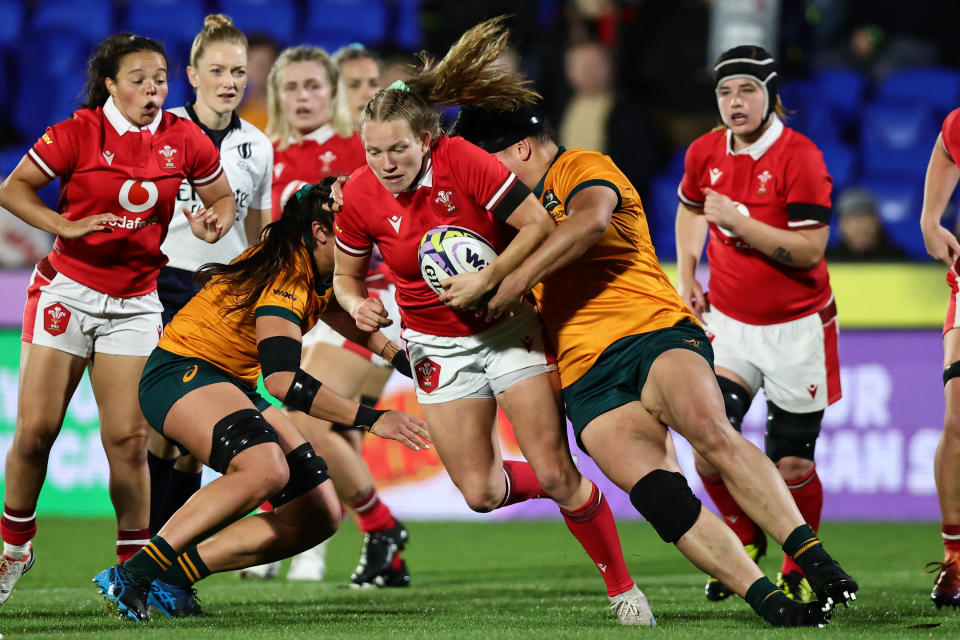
[418, 225, 498, 295]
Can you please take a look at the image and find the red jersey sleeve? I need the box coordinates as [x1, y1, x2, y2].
[335, 176, 375, 257]
[783, 136, 832, 228]
[183, 121, 223, 187]
[446, 137, 529, 221]
[26, 116, 83, 180]
[941, 108, 960, 166]
[678, 137, 707, 208]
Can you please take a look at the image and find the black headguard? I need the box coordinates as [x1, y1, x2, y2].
[450, 104, 547, 153]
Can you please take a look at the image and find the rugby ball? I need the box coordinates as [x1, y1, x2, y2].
[418, 225, 499, 295]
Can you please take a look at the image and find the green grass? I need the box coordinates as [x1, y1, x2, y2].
[0, 518, 958, 638]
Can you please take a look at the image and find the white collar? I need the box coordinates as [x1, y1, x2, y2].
[726, 115, 783, 160]
[103, 97, 162, 136]
[300, 123, 335, 145]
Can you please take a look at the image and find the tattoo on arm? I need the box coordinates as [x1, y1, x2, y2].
[771, 247, 793, 264]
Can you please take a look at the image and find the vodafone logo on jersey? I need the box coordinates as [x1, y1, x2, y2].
[111, 180, 161, 230]
[43, 302, 70, 336]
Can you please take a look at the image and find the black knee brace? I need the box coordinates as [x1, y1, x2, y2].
[209, 409, 279, 474]
[269, 443, 330, 507]
[718, 376, 751, 432]
[765, 401, 823, 462]
[629, 470, 702, 543]
[944, 361, 960, 385]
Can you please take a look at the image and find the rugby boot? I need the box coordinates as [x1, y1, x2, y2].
[928, 552, 960, 609]
[705, 532, 767, 601]
[351, 521, 408, 587]
[93, 564, 151, 621]
[0, 545, 34, 605]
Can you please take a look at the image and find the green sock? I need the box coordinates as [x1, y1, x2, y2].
[782, 524, 830, 570]
[745, 577, 780, 617]
[159, 546, 211, 587]
[122, 535, 177, 582]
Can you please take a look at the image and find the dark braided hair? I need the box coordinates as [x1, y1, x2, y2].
[197, 181, 335, 315]
[83, 33, 168, 109]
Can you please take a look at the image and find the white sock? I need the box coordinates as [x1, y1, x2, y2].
[3, 541, 30, 560]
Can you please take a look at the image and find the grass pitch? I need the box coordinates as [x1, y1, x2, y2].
[0, 518, 957, 638]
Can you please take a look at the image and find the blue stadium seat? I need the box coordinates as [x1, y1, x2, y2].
[812, 67, 867, 125]
[123, 0, 206, 57]
[32, 0, 113, 44]
[819, 143, 857, 194]
[884, 216, 931, 260]
[877, 66, 960, 118]
[856, 177, 928, 258]
[647, 173, 683, 261]
[798, 101, 841, 147]
[860, 101, 937, 179]
[0, 0, 25, 51]
[302, 0, 388, 49]
[12, 34, 90, 139]
[220, 0, 297, 44]
[394, 0, 423, 50]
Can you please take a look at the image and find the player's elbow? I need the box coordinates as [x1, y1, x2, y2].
[263, 371, 294, 402]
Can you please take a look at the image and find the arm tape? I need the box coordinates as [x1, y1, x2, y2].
[258, 335, 302, 379]
[353, 404, 387, 431]
[285, 369, 323, 413]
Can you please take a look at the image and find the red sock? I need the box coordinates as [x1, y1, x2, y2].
[698, 471, 760, 544]
[350, 488, 397, 533]
[559, 482, 635, 597]
[781, 465, 823, 576]
[498, 460, 548, 508]
[0, 505, 36, 546]
[117, 528, 150, 563]
[943, 524, 960, 553]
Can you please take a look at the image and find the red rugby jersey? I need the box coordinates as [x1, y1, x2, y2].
[270, 125, 366, 220]
[678, 117, 834, 324]
[335, 135, 528, 336]
[28, 99, 222, 297]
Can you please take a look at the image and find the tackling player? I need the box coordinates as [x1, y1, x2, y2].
[0, 32, 236, 606]
[92, 183, 429, 621]
[333, 17, 656, 627]
[675, 45, 838, 603]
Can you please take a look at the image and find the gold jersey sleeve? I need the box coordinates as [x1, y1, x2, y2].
[533, 148, 696, 387]
[159, 246, 333, 387]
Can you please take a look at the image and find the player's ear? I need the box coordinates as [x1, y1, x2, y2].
[518, 139, 533, 161]
[311, 220, 327, 244]
[186, 66, 199, 89]
[419, 129, 432, 152]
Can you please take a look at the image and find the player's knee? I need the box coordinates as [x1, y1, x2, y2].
[690, 417, 738, 462]
[629, 469, 702, 543]
[532, 467, 576, 504]
[103, 430, 149, 466]
[765, 402, 823, 463]
[717, 376, 751, 432]
[268, 444, 330, 509]
[461, 484, 502, 513]
[209, 409, 280, 475]
[775, 456, 814, 482]
[11, 423, 59, 461]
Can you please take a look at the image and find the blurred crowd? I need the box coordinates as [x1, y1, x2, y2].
[1, 0, 957, 267]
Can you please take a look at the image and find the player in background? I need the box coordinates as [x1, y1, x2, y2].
[92, 183, 429, 621]
[146, 13, 274, 552]
[239, 44, 409, 587]
[674, 45, 839, 604]
[920, 106, 960, 609]
[334, 17, 656, 626]
[0, 33, 236, 606]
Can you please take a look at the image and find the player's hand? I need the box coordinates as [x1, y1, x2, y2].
[677, 275, 709, 319]
[703, 187, 741, 233]
[58, 213, 123, 238]
[438, 271, 494, 310]
[317, 176, 348, 213]
[184, 206, 223, 243]
[922, 222, 960, 268]
[353, 296, 391, 332]
[485, 271, 525, 321]
[369, 411, 431, 451]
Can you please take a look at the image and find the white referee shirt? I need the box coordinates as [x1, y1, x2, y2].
[160, 105, 273, 272]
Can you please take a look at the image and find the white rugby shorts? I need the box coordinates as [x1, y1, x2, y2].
[404, 303, 556, 404]
[702, 298, 841, 412]
[22, 269, 162, 358]
[303, 282, 402, 367]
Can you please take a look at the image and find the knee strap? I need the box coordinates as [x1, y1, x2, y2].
[629, 470, 701, 543]
[717, 376, 751, 432]
[269, 443, 330, 507]
[209, 409, 279, 474]
[945, 361, 960, 385]
[765, 401, 823, 462]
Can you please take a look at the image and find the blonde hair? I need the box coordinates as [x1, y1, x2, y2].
[189, 14, 247, 68]
[359, 16, 539, 141]
[331, 45, 381, 135]
[266, 45, 338, 151]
